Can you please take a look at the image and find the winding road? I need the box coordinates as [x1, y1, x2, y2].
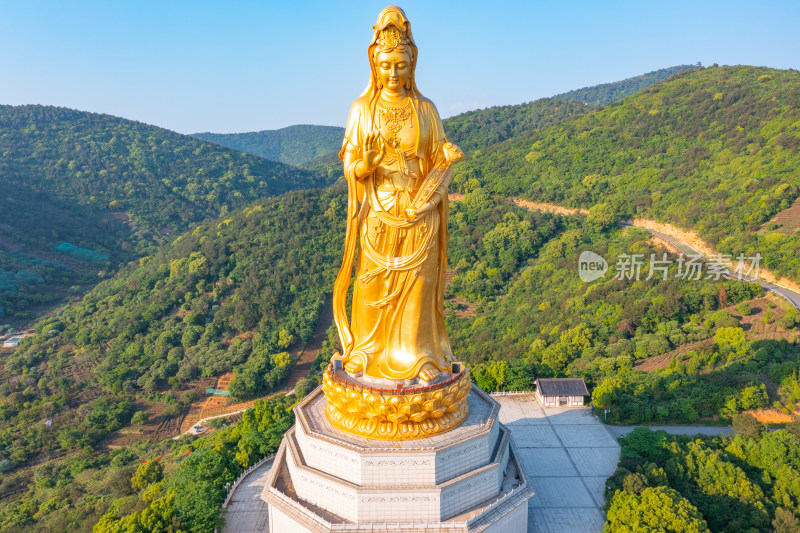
[626, 222, 800, 311]
[448, 194, 800, 311]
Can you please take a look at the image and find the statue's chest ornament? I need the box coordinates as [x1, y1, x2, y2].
[377, 99, 413, 149]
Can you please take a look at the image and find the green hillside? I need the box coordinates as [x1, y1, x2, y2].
[448, 191, 798, 419]
[0, 105, 327, 321]
[452, 66, 800, 282]
[0, 393, 295, 532]
[193, 124, 345, 165]
[4, 182, 797, 532]
[553, 64, 697, 106]
[0, 186, 344, 481]
[442, 98, 591, 153]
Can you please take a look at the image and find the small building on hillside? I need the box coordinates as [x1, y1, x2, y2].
[1, 330, 34, 349]
[534, 378, 589, 407]
[2, 336, 22, 349]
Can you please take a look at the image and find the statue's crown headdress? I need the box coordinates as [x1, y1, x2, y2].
[377, 26, 409, 52]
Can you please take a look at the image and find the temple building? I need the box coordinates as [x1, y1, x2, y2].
[533, 378, 590, 408]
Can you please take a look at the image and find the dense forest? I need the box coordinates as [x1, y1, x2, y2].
[0, 394, 294, 532]
[453, 66, 800, 283]
[0, 186, 345, 491]
[553, 65, 697, 106]
[193, 124, 345, 166]
[604, 426, 800, 532]
[0, 105, 330, 321]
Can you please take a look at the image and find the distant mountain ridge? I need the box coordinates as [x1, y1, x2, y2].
[193, 124, 345, 166]
[552, 64, 697, 106]
[197, 66, 696, 164]
[0, 105, 328, 320]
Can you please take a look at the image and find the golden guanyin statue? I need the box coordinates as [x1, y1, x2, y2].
[334, 5, 463, 384]
[323, 6, 470, 440]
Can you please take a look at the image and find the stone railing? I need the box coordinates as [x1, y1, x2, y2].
[465, 485, 525, 527]
[221, 453, 275, 509]
[277, 489, 336, 529]
[489, 390, 535, 396]
[330, 521, 469, 530]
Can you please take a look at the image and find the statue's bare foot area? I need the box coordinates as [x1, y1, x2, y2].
[345, 355, 365, 374]
[418, 363, 440, 382]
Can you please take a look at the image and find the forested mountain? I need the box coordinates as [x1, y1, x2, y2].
[450, 191, 798, 421]
[0, 187, 344, 479]
[443, 98, 591, 153]
[440, 65, 697, 153]
[552, 64, 697, 106]
[192, 124, 345, 165]
[453, 66, 800, 282]
[0, 105, 329, 321]
[4, 181, 797, 532]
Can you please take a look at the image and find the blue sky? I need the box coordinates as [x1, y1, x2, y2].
[1, 0, 798, 134]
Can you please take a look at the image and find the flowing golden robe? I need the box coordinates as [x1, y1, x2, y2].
[334, 93, 454, 381]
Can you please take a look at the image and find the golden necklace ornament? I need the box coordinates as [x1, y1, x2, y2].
[377, 98, 412, 148]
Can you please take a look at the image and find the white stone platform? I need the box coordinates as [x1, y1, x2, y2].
[262, 385, 533, 532]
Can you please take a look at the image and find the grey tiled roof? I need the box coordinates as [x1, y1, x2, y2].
[535, 378, 590, 396]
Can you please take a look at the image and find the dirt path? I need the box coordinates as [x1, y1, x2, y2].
[174, 405, 255, 439]
[284, 297, 333, 393]
[179, 373, 235, 434]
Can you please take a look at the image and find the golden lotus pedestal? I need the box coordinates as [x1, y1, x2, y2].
[322, 360, 471, 440]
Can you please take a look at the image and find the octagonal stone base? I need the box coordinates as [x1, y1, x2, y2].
[261, 385, 533, 532]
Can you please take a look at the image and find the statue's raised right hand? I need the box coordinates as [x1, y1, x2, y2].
[362, 131, 385, 174]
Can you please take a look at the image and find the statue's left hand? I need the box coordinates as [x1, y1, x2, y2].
[405, 202, 435, 220]
[443, 142, 464, 163]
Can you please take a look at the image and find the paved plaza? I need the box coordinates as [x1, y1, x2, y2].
[495, 394, 621, 533]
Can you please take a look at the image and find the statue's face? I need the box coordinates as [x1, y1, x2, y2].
[376, 50, 411, 92]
